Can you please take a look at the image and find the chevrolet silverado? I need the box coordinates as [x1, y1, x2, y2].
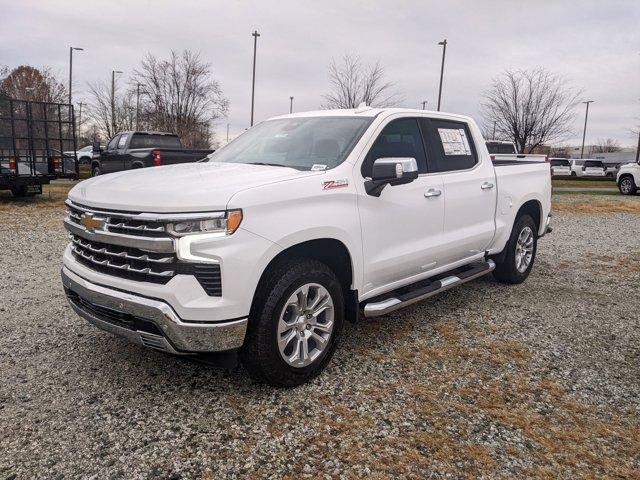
[61, 107, 552, 386]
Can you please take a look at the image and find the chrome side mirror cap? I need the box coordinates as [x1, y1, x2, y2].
[365, 157, 419, 196]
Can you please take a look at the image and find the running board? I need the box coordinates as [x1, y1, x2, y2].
[363, 259, 496, 318]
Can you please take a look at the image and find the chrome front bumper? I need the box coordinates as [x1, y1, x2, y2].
[61, 267, 247, 354]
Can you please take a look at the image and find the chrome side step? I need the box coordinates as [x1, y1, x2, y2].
[363, 260, 496, 318]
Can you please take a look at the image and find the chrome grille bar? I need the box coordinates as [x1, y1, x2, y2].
[69, 235, 173, 263]
[70, 243, 174, 278]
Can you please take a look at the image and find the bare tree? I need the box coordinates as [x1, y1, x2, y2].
[133, 50, 228, 148]
[481, 68, 581, 153]
[0, 65, 67, 103]
[549, 145, 572, 158]
[322, 55, 401, 109]
[590, 138, 621, 154]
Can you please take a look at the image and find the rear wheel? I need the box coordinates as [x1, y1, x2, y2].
[91, 165, 101, 177]
[240, 258, 344, 387]
[618, 176, 637, 195]
[493, 214, 537, 284]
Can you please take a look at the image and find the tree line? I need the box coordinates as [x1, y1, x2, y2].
[0, 52, 632, 153]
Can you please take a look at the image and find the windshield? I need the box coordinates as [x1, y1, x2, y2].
[205, 117, 372, 170]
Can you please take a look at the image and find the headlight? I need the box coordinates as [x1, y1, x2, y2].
[167, 210, 242, 236]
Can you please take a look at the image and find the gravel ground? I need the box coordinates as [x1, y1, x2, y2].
[1, 193, 639, 479]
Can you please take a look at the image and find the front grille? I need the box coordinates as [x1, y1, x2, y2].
[66, 202, 223, 295]
[67, 203, 167, 237]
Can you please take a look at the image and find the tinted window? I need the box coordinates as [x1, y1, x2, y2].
[584, 161, 603, 168]
[362, 118, 428, 177]
[486, 142, 516, 154]
[421, 119, 477, 172]
[550, 159, 570, 167]
[129, 134, 182, 149]
[106, 135, 120, 151]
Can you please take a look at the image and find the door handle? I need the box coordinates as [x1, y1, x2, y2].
[424, 188, 442, 198]
[481, 182, 494, 190]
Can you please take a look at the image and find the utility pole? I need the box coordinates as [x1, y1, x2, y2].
[68, 47, 84, 107]
[492, 121, 497, 139]
[635, 129, 640, 164]
[77, 102, 85, 138]
[250, 30, 260, 126]
[437, 39, 447, 111]
[289, 96, 294, 114]
[111, 70, 123, 135]
[421, 100, 428, 110]
[226, 123, 230, 143]
[580, 100, 594, 159]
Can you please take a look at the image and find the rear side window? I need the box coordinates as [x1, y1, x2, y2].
[129, 134, 182, 149]
[486, 142, 516, 154]
[420, 119, 477, 172]
[362, 118, 428, 177]
[550, 159, 570, 167]
[584, 161, 603, 168]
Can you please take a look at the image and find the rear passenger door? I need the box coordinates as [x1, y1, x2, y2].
[419, 118, 497, 266]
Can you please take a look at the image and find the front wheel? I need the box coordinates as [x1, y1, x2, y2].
[240, 258, 344, 387]
[618, 176, 637, 196]
[493, 214, 538, 284]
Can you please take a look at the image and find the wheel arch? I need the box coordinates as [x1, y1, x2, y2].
[251, 237, 358, 322]
[515, 199, 542, 235]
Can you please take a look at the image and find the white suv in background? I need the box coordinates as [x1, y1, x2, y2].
[549, 158, 571, 177]
[570, 159, 606, 177]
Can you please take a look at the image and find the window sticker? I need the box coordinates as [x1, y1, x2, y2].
[438, 128, 472, 156]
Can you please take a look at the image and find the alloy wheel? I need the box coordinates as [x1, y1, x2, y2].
[277, 283, 334, 368]
[515, 226, 534, 273]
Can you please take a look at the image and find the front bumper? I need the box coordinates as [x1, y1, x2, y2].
[62, 267, 247, 354]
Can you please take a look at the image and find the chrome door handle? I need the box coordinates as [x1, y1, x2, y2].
[424, 188, 442, 198]
[481, 182, 494, 190]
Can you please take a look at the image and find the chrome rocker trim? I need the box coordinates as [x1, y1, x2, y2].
[61, 267, 247, 354]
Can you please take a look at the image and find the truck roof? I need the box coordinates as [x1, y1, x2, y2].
[269, 107, 474, 124]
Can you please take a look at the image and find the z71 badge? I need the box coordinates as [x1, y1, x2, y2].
[323, 179, 349, 190]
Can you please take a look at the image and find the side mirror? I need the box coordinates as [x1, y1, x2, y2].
[92, 142, 102, 153]
[365, 157, 419, 196]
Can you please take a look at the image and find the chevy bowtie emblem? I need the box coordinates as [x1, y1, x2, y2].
[80, 213, 106, 231]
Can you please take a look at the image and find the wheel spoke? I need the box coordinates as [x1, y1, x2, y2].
[278, 329, 297, 350]
[312, 319, 333, 334]
[311, 295, 332, 317]
[309, 330, 327, 347]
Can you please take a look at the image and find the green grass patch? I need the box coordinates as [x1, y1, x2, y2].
[552, 179, 616, 188]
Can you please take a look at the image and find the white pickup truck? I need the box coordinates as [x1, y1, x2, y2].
[61, 107, 552, 386]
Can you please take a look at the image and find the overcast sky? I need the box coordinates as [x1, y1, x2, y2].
[2, 0, 639, 146]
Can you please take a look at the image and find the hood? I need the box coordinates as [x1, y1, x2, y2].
[68, 162, 317, 212]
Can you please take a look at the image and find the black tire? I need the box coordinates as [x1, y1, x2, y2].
[492, 214, 538, 284]
[10, 185, 36, 198]
[91, 165, 101, 177]
[618, 175, 637, 196]
[240, 258, 344, 387]
[570, 171, 576, 177]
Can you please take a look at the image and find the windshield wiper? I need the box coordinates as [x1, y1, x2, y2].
[246, 162, 291, 168]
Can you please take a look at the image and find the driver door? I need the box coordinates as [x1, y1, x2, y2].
[357, 117, 445, 299]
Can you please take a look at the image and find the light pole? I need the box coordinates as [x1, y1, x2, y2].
[289, 96, 294, 114]
[111, 70, 123, 135]
[226, 123, 230, 143]
[421, 100, 428, 110]
[68, 46, 84, 107]
[635, 129, 640, 164]
[250, 30, 260, 126]
[437, 39, 447, 111]
[492, 121, 497, 139]
[580, 100, 594, 159]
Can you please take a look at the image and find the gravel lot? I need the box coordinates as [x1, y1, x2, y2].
[1, 192, 639, 478]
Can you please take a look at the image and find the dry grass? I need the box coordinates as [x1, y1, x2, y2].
[552, 196, 640, 214]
